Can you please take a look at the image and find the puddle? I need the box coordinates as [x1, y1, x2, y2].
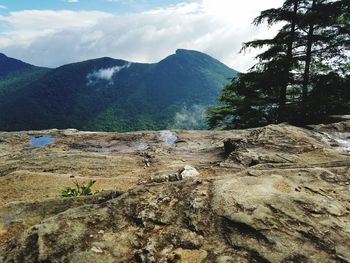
[70, 140, 150, 153]
[160, 131, 177, 145]
[315, 131, 350, 154]
[137, 142, 149, 151]
[30, 136, 55, 147]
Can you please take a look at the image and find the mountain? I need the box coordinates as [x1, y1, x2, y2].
[0, 53, 35, 78]
[0, 50, 236, 131]
[0, 53, 50, 101]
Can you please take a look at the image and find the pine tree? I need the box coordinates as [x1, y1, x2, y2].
[208, 0, 349, 129]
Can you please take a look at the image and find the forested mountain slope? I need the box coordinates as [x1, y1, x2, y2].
[0, 49, 236, 131]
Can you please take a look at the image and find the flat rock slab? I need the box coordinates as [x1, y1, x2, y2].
[0, 122, 350, 262]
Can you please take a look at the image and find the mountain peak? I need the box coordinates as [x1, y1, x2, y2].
[175, 49, 210, 57]
[0, 50, 236, 131]
[175, 49, 199, 54]
[158, 49, 235, 74]
[0, 53, 35, 78]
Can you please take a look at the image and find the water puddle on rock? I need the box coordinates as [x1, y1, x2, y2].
[72, 140, 150, 153]
[315, 131, 350, 154]
[30, 136, 55, 147]
[137, 142, 150, 151]
[160, 131, 177, 145]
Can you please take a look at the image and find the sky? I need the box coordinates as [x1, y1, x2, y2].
[0, 0, 284, 71]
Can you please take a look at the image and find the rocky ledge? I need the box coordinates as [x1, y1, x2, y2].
[0, 121, 350, 262]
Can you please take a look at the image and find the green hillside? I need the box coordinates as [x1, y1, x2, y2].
[0, 53, 50, 98]
[0, 50, 236, 131]
[0, 53, 38, 78]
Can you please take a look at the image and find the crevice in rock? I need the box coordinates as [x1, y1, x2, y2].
[298, 230, 336, 255]
[281, 254, 309, 263]
[228, 245, 272, 263]
[15, 232, 39, 263]
[222, 216, 272, 244]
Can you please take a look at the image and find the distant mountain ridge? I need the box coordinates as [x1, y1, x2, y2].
[0, 53, 33, 78]
[0, 50, 236, 131]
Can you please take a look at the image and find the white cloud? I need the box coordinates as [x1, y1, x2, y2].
[0, 10, 111, 31]
[86, 63, 131, 86]
[90, 67, 119, 81]
[0, 5, 7, 9]
[0, 10, 112, 52]
[173, 104, 207, 129]
[65, 0, 79, 3]
[0, 0, 284, 71]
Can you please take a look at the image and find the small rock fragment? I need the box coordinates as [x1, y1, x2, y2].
[91, 246, 103, 253]
[223, 138, 246, 155]
[168, 173, 181, 182]
[180, 165, 200, 178]
[149, 174, 169, 183]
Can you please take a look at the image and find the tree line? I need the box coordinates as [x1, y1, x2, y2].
[208, 0, 350, 129]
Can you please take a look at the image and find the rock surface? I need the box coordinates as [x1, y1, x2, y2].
[0, 123, 350, 262]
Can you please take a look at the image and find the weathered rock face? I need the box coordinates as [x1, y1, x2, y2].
[0, 123, 350, 262]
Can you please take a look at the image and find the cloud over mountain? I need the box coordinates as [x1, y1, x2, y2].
[86, 63, 131, 86]
[0, 0, 283, 71]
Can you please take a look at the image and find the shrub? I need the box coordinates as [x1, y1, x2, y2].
[61, 180, 97, 197]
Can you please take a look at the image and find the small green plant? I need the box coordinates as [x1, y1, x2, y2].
[39, 210, 47, 222]
[61, 180, 97, 197]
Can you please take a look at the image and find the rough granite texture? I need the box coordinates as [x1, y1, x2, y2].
[0, 122, 350, 262]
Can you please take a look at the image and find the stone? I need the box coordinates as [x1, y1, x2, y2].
[1, 122, 350, 262]
[91, 246, 103, 254]
[168, 173, 181, 182]
[180, 165, 200, 178]
[223, 138, 246, 155]
[149, 174, 169, 183]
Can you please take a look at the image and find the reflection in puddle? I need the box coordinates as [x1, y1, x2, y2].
[30, 136, 55, 147]
[70, 140, 150, 153]
[316, 131, 350, 154]
[137, 142, 149, 151]
[160, 131, 177, 145]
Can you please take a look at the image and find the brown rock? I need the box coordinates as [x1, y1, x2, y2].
[0, 122, 350, 262]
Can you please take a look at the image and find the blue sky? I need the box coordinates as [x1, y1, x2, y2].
[0, 0, 283, 71]
[0, 0, 195, 14]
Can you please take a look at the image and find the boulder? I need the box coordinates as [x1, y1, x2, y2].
[180, 165, 200, 178]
